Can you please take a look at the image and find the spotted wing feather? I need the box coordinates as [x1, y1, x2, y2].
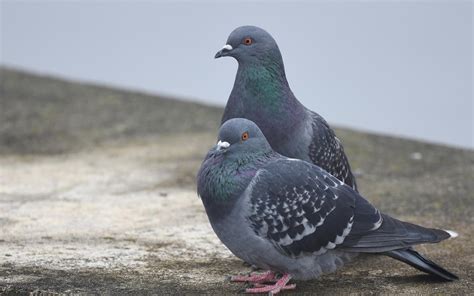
[247, 159, 378, 257]
[308, 112, 358, 191]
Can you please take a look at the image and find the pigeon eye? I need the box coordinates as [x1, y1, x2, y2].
[243, 38, 253, 45]
[241, 131, 249, 141]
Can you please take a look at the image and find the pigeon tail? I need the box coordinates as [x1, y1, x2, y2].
[342, 214, 453, 252]
[385, 248, 459, 281]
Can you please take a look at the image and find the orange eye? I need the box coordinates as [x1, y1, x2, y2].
[243, 37, 252, 45]
[241, 131, 249, 141]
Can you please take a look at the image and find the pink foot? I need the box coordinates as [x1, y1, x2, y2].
[245, 273, 296, 295]
[230, 270, 277, 283]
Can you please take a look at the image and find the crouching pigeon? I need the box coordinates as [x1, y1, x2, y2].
[197, 118, 458, 294]
[216, 25, 358, 190]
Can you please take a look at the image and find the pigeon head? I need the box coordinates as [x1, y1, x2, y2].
[215, 26, 283, 65]
[215, 118, 272, 156]
[197, 118, 276, 210]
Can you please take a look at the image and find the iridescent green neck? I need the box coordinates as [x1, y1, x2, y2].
[235, 58, 289, 114]
[200, 150, 275, 203]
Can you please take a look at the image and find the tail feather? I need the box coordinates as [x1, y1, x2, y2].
[342, 214, 453, 252]
[386, 248, 458, 281]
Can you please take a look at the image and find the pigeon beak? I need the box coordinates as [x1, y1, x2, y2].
[216, 140, 230, 151]
[215, 44, 233, 59]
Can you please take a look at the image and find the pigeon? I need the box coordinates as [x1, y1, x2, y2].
[215, 25, 358, 191]
[197, 118, 458, 294]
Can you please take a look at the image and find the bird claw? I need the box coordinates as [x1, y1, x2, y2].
[244, 273, 294, 294]
[230, 270, 276, 283]
[245, 283, 296, 295]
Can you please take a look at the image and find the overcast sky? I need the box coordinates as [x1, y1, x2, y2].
[1, 1, 472, 148]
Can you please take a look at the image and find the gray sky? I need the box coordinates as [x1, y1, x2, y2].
[1, 1, 472, 148]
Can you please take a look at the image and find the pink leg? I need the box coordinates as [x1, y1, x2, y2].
[245, 273, 296, 295]
[230, 270, 277, 283]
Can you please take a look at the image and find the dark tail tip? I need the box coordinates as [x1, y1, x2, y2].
[386, 248, 459, 281]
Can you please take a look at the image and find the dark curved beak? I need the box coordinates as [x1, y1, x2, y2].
[215, 44, 233, 59]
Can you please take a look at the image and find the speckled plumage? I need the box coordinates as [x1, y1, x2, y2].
[216, 26, 357, 190]
[197, 118, 458, 285]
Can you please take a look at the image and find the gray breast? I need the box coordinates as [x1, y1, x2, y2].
[207, 188, 358, 280]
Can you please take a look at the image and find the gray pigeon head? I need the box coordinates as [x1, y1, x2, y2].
[216, 118, 272, 155]
[215, 26, 282, 64]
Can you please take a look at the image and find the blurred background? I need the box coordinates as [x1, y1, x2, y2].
[1, 1, 473, 295]
[2, 1, 472, 148]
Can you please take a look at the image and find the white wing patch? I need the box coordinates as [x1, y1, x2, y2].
[321, 216, 354, 252]
[370, 210, 383, 231]
[445, 230, 459, 239]
[275, 205, 337, 246]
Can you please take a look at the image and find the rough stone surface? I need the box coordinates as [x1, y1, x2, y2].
[1, 68, 473, 295]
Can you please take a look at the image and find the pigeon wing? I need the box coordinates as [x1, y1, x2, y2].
[307, 112, 358, 191]
[246, 159, 378, 257]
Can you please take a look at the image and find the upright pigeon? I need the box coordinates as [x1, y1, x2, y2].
[197, 118, 458, 295]
[215, 26, 358, 190]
